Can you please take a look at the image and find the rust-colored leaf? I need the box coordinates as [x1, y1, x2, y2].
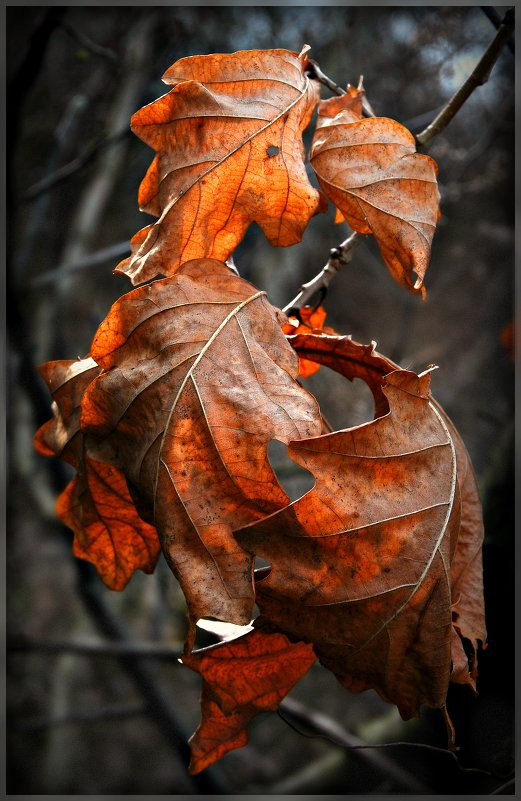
[310, 89, 440, 294]
[182, 627, 316, 773]
[237, 365, 459, 719]
[34, 359, 160, 589]
[116, 48, 323, 286]
[58, 457, 160, 590]
[34, 357, 101, 467]
[286, 331, 487, 694]
[80, 259, 322, 642]
[443, 417, 487, 688]
[282, 305, 331, 377]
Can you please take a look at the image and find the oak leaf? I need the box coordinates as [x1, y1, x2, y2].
[237, 366, 459, 719]
[78, 259, 322, 643]
[182, 627, 316, 773]
[34, 359, 160, 589]
[234, 333, 485, 721]
[289, 330, 487, 688]
[116, 48, 324, 286]
[281, 304, 331, 377]
[310, 88, 440, 294]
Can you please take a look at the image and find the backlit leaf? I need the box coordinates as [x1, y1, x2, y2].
[310, 88, 440, 294]
[34, 359, 160, 589]
[80, 259, 322, 643]
[182, 627, 316, 773]
[116, 48, 324, 285]
[237, 365, 459, 719]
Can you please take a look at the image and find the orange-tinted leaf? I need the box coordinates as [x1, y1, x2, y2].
[287, 331, 487, 692]
[34, 357, 101, 466]
[34, 358, 160, 589]
[237, 364, 462, 719]
[236, 370, 460, 718]
[182, 627, 316, 773]
[288, 331, 398, 417]
[310, 90, 440, 294]
[282, 305, 331, 377]
[59, 457, 160, 590]
[116, 48, 323, 286]
[81, 259, 322, 641]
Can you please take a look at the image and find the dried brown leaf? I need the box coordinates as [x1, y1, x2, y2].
[116, 48, 323, 285]
[182, 627, 316, 773]
[34, 359, 160, 589]
[80, 259, 322, 642]
[310, 90, 440, 294]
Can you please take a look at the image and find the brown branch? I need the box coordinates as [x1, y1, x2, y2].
[282, 231, 362, 313]
[307, 59, 376, 116]
[278, 696, 431, 793]
[481, 6, 514, 54]
[7, 635, 184, 660]
[22, 128, 131, 201]
[415, 7, 514, 146]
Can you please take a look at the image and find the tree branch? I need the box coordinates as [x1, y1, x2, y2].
[7, 635, 184, 660]
[12, 703, 147, 732]
[306, 60, 376, 116]
[27, 240, 130, 289]
[278, 696, 431, 793]
[22, 128, 131, 201]
[282, 231, 362, 313]
[481, 6, 514, 54]
[415, 7, 514, 146]
[60, 19, 118, 63]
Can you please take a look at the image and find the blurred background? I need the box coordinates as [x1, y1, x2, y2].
[6, 5, 514, 794]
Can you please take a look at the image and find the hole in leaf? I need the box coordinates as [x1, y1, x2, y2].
[266, 145, 279, 157]
[254, 562, 272, 582]
[302, 365, 376, 431]
[268, 439, 315, 501]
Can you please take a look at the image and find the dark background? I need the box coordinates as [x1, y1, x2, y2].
[6, 5, 514, 794]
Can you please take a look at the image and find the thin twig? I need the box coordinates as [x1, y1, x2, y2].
[279, 696, 431, 793]
[415, 7, 514, 146]
[279, 696, 500, 784]
[7, 636, 184, 660]
[22, 128, 131, 201]
[60, 19, 118, 63]
[12, 703, 147, 732]
[282, 231, 362, 313]
[307, 59, 376, 116]
[490, 777, 516, 794]
[27, 240, 130, 289]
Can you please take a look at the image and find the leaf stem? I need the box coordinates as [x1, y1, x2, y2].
[306, 59, 376, 117]
[415, 7, 514, 146]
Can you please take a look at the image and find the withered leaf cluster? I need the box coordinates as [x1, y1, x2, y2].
[35, 48, 485, 774]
